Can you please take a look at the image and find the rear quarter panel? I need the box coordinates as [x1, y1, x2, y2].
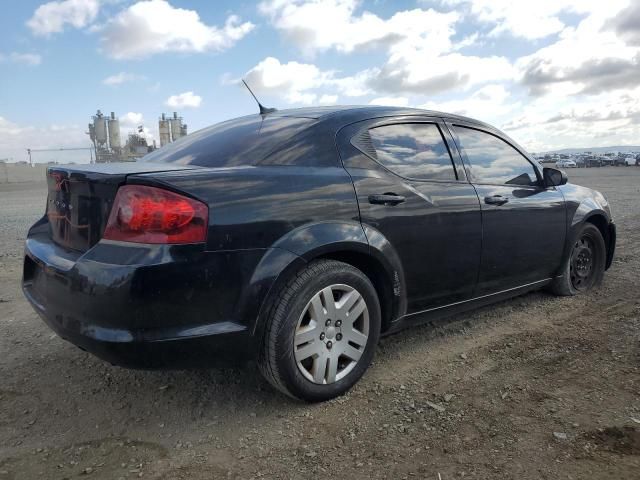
[129, 166, 364, 337]
[131, 166, 360, 251]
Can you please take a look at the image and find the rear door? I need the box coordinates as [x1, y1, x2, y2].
[337, 116, 482, 314]
[446, 122, 566, 295]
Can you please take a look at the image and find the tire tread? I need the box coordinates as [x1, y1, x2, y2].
[549, 223, 605, 296]
[258, 260, 358, 400]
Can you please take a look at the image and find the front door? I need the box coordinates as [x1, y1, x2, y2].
[447, 123, 566, 296]
[337, 117, 482, 314]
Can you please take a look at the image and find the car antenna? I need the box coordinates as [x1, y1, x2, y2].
[242, 79, 277, 115]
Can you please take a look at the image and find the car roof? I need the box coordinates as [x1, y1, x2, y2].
[140, 105, 530, 169]
[267, 105, 493, 130]
[273, 105, 536, 162]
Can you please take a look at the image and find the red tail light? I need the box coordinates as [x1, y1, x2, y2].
[103, 185, 208, 244]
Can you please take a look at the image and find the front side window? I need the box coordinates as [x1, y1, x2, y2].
[452, 126, 538, 186]
[368, 123, 457, 181]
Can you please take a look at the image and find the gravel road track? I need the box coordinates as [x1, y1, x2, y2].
[1, 167, 638, 479]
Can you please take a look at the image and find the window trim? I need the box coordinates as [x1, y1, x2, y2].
[445, 121, 544, 188]
[350, 119, 465, 184]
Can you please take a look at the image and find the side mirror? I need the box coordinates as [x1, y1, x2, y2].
[543, 167, 568, 187]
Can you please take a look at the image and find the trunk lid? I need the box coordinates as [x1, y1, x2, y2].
[45, 163, 201, 252]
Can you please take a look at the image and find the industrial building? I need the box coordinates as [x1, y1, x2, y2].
[87, 110, 188, 163]
[87, 110, 124, 163]
[159, 112, 187, 147]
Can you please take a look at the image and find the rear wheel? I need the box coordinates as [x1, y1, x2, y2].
[549, 223, 606, 296]
[258, 260, 381, 402]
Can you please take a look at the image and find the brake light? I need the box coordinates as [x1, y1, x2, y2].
[103, 185, 208, 244]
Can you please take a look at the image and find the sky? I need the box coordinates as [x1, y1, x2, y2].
[1, 0, 639, 163]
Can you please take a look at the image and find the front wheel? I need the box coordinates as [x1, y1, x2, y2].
[549, 223, 606, 296]
[259, 260, 381, 402]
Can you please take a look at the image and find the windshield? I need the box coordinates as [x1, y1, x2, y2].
[142, 115, 316, 167]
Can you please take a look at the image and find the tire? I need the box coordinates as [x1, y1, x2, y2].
[258, 259, 381, 402]
[549, 223, 606, 296]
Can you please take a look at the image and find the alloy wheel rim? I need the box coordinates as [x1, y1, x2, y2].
[293, 284, 369, 385]
[570, 236, 595, 291]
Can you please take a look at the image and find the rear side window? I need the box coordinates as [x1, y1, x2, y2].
[452, 126, 538, 186]
[367, 123, 457, 181]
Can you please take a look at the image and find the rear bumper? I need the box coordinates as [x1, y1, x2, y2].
[21, 224, 279, 369]
[24, 289, 249, 368]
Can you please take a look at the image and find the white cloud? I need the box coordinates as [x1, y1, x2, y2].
[500, 87, 640, 152]
[420, 84, 515, 119]
[0, 52, 42, 66]
[286, 92, 318, 105]
[258, 1, 512, 97]
[339, 72, 381, 98]
[244, 57, 333, 105]
[102, 72, 143, 86]
[608, 2, 640, 47]
[242, 49, 515, 106]
[416, 85, 526, 145]
[318, 94, 338, 105]
[0, 116, 90, 163]
[439, 0, 564, 40]
[245, 57, 328, 92]
[369, 96, 409, 107]
[0, 117, 25, 138]
[27, 0, 100, 36]
[369, 52, 515, 96]
[438, 0, 628, 40]
[260, 0, 458, 57]
[165, 91, 202, 109]
[242, 57, 375, 105]
[452, 32, 479, 50]
[119, 112, 144, 129]
[100, 0, 254, 59]
[517, 5, 640, 96]
[115, 113, 156, 144]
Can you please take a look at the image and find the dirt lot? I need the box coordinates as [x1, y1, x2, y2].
[0, 167, 639, 479]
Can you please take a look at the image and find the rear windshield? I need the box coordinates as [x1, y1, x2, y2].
[142, 115, 316, 167]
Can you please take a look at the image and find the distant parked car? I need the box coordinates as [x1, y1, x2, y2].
[625, 156, 639, 166]
[581, 157, 603, 168]
[556, 159, 577, 168]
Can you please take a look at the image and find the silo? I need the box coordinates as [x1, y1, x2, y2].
[159, 113, 171, 147]
[87, 123, 96, 144]
[170, 112, 182, 141]
[108, 112, 121, 150]
[93, 110, 107, 147]
[180, 123, 188, 137]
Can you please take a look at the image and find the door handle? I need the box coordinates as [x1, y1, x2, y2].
[368, 194, 406, 206]
[484, 195, 509, 206]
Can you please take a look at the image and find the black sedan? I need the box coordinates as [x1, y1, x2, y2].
[22, 106, 615, 402]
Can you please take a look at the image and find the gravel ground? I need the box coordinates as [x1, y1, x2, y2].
[0, 167, 639, 479]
